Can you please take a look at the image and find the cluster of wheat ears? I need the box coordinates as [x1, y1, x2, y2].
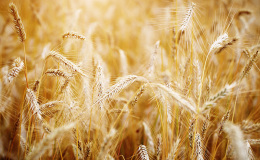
[0, 0, 260, 159]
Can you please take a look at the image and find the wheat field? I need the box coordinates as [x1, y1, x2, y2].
[0, 0, 260, 159]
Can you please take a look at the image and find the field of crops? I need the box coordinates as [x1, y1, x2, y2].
[0, 0, 260, 159]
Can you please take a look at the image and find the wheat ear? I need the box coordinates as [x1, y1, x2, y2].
[46, 51, 87, 77]
[9, 3, 26, 42]
[189, 118, 195, 147]
[7, 57, 24, 83]
[130, 84, 146, 107]
[218, 110, 230, 134]
[242, 123, 260, 133]
[247, 139, 260, 145]
[223, 122, 249, 160]
[167, 138, 180, 160]
[26, 88, 42, 120]
[143, 122, 155, 154]
[26, 123, 75, 160]
[202, 82, 237, 111]
[215, 38, 238, 54]
[45, 69, 71, 79]
[94, 75, 147, 106]
[137, 145, 149, 160]
[241, 51, 259, 80]
[150, 83, 196, 113]
[209, 33, 229, 54]
[32, 80, 40, 92]
[195, 133, 204, 160]
[156, 134, 162, 160]
[97, 129, 116, 160]
[180, 2, 195, 32]
[62, 32, 86, 40]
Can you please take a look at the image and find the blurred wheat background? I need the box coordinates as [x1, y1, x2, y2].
[0, 0, 260, 159]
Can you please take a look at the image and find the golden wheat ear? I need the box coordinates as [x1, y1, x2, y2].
[7, 57, 24, 83]
[45, 69, 71, 79]
[9, 3, 26, 42]
[224, 122, 249, 160]
[62, 32, 86, 40]
[241, 51, 259, 80]
[26, 88, 42, 120]
[46, 51, 87, 77]
[26, 123, 75, 160]
[195, 133, 203, 160]
[137, 145, 149, 160]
